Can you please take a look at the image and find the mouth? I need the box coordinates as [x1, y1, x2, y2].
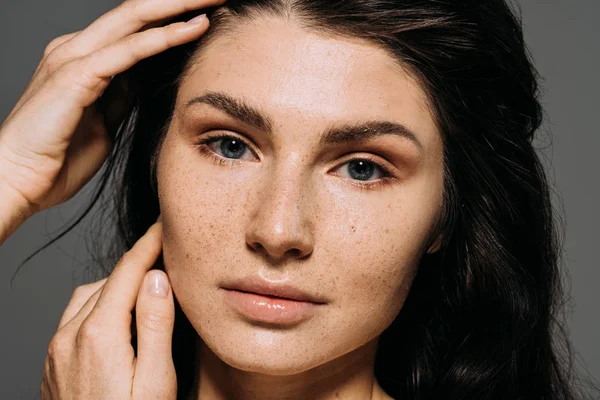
[220, 277, 327, 325]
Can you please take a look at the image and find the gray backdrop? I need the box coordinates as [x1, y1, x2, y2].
[0, 0, 598, 398]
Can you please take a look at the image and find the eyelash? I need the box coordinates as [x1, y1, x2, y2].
[194, 133, 395, 191]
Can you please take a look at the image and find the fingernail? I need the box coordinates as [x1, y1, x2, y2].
[187, 14, 207, 25]
[146, 270, 169, 297]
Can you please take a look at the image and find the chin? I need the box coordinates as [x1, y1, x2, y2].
[213, 348, 321, 376]
[195, 317, 337, 375]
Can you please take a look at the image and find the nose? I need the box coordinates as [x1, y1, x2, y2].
[245, 163, 315, 264]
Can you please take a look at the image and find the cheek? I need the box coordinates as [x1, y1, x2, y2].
[321, 184, 437, 324]
[155, 139, 250, 291]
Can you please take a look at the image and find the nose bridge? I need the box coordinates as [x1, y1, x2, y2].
[271, 153, 308, 210]
[245, 153, 315, 261]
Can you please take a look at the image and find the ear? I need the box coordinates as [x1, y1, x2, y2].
[426, 233, 444, 254]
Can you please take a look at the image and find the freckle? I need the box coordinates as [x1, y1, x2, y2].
[351, 225, 356, 233]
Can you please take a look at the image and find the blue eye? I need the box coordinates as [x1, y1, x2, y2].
[196, 134, 254, 164]
[218, 137, 247, 159]
[342, 159, 384, 181]
[213, 136, 248, 159]
[195, 133, 394, 190]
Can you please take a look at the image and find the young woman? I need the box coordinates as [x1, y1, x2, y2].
[0, 0, 595, 399]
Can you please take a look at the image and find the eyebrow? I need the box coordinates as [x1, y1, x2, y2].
[184, 91, 423, 151]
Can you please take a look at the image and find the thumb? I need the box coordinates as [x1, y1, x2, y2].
[133, 270, 177, 399]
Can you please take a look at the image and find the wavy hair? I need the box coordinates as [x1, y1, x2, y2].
[17, 1, 599, 399]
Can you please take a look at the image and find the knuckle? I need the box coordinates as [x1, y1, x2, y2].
[77, 317, 105, 344]
[43, 35, 66, 57]
[50, 60, 100, 95]
[165, 26, 183, 44]
[122, 34, 149, 62]
[74, 278, 105, 294]
[47, 334, 70, 359]
[69, 281, 102, 303]
[137, 311, 171, 332]
[152, 29, 173, 51]
[42, 33, 77, 72]
[118, 249, 139, 266]
[44, 50, 67, 72]
[72, 283, 92, 299]
[121, 0, 148, 25]
[99, 6, 125, 27]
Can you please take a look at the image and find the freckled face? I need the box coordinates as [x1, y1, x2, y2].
[156, 17, 444, 374]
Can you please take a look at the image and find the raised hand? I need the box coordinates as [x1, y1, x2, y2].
[40, 220, 178, 399]
[0, 0, 223, 242]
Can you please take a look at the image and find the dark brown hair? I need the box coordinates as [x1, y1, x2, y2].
[18, 1, 599, 398]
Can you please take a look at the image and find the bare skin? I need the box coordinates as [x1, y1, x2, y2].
[0, 0, 223, 398]
[0, 0, 225, 244]
[0, 1, 444, 399]
[156, 16, 444, 400]
[40, 221, 178, 399]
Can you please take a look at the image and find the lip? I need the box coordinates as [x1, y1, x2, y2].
[220, 276, 327, 304]
[220, 276, 327, 325]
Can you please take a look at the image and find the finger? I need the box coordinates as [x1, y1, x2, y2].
[57, 278, 108, 330]
[64, 0, 225, 56]
[90, 221, 163, 326]
[57, 285, 104, 333]
[43, 31, 81, 59]
[42, 16, 208, 114]
[79, 16, 209, 83]
[31, 31, 81, 79]
[3, 17, 209, 167]
[132, 270, 177, 399]
[33, 31, 82, 84]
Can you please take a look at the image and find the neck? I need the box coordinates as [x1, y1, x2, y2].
[192, 336, 386, 400]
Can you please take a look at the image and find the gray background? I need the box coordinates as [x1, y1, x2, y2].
[0, 0, 598, 398]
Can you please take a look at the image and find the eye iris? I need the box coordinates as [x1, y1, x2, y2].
[348, 160, 375, 181]
[220, 138, 245, 159]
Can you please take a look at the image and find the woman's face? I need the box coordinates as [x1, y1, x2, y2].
[156, 17, 444, 374]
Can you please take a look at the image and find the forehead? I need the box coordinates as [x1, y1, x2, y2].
[177, 17, 440, 149]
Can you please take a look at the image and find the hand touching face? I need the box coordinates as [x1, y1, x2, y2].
[42, 220, 179, 399]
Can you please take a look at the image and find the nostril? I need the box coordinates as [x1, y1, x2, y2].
[246, 242, 304, 260]
[287, 248, 301, 258]
[247, 242, 264, 253]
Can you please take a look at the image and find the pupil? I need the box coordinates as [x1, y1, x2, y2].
[349, 160, 374, 181]
[220, 138, 245, 159]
